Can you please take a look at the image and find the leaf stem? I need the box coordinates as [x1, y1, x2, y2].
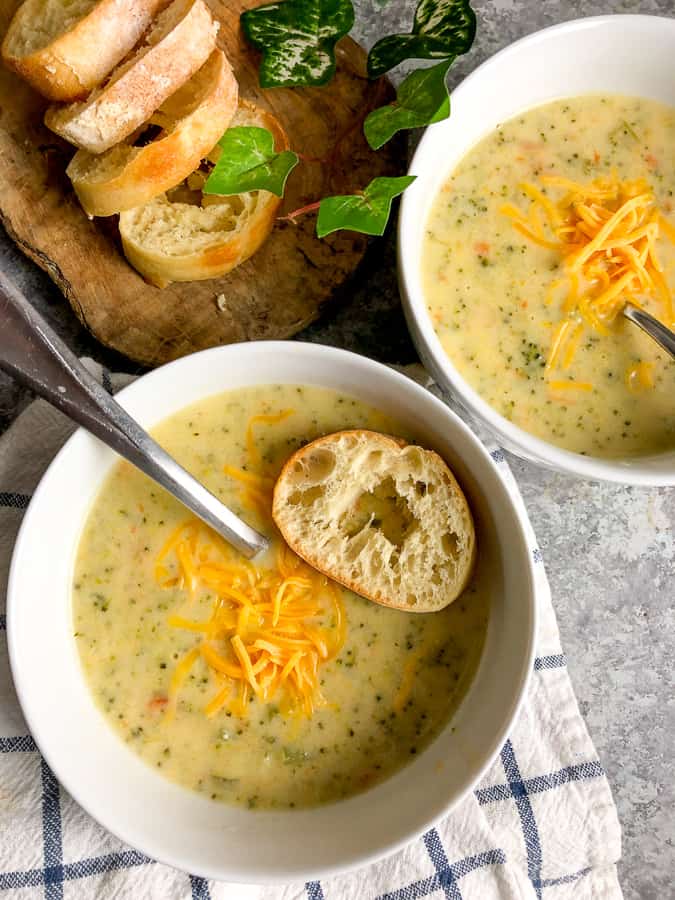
[278, 200, 322, 223]
[295, 151, 329, 164]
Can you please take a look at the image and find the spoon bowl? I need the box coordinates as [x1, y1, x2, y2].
[623, 302, 675, 360]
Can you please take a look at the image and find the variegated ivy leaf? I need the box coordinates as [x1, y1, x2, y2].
[364, 59, 451, 149]
[367, 0, 476, 78]
[241, 0, 355, 88]
[203, 127, 299, 197]
[316, 175, 416, 237]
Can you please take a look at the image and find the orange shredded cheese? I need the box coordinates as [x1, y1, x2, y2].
[245, 409, 295, 467]
[221, 465, 274, 489]
[392, 652, 421, 714]
[158, 520, 345, 718]
[548, 380, 593, 393]
[502, 173, 674, 382]
[157, 407, 346, 720]
[165, 646, 201, 720]
[204, 681, 231, 718]
[625, 361, 656, 393]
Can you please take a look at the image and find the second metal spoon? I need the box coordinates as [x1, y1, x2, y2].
[623, 302, 675, 360]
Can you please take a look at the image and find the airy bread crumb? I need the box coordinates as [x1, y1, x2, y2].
[272, 430, 476, 613]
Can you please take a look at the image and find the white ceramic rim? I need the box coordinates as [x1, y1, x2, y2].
[399, 14, 675, 486]
[8, 341, 537, 883]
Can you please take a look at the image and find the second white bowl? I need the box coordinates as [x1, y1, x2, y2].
[398, 14, 675, 485]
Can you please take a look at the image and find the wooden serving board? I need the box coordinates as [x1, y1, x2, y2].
[0, 0, 405, 366]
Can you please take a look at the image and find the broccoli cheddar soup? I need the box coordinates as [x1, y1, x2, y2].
[423, 94, 675, 457]
[73, 385, 490, 809]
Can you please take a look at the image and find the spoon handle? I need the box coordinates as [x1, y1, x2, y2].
[623, 303, 675, 360]
[0, 270, 269, 558]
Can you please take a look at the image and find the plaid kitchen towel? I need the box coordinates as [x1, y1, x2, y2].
[0, 361, 622, 900]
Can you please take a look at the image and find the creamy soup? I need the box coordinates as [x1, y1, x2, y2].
[73, 385, 489, 809]
[423, 95, 675, 457]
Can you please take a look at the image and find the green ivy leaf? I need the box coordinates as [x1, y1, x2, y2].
[241, 0, 355, 88]
[363, 59, 451, 150]
[316, 175, 416, 237]
[367, 0, 476, 78]
[203, 127, 299, 197]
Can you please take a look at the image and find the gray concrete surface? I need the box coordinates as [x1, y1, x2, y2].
[0, 1, 673, 897]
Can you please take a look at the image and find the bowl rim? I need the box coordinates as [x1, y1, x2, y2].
[398, 13, 675, 487]
[7, 340, 537, 883]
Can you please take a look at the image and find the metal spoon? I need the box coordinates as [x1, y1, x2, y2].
[0, 269, 269, 558]
[623, 303, 675, 360]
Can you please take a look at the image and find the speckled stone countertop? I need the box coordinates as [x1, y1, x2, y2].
[1, 1, 673, 897]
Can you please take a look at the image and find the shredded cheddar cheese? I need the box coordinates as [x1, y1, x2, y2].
[158, 520, 345, 720]
[502, 173, 675, 383]
[157, 408, 347, 720]
[548, 380, 593, 393]
[625, 360, 656, 393]
[245, 409, 295, 467]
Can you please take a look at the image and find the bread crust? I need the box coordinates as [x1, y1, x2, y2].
[67, 50, 238, 217]
[272, 430, 477, 613]
[44, 0, 218, 153]
[118, 100, 289, 287]
[2, 0, 171, 102]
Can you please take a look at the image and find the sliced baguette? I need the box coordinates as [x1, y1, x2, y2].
[2, 0, 170, 102]
[67, 50, 238, 217]
[118, 100, 288, 287]
[44, 0, 218, 153]
[272, 430, 476, 613]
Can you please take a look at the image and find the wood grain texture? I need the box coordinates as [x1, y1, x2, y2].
[0, 0, 405, 366]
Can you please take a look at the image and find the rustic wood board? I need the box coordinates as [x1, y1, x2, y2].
[0, 0, 405, 367]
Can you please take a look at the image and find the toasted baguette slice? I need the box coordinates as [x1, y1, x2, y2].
[118, 100, 288, 287]
[44, 0, 218, 153]
[272, 430, 476, 613]
[67, 50, 238, 217]
[1, 0, 170, 102]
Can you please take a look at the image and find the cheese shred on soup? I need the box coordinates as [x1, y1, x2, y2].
[423, 95, 675, 457]
[73, 385, 489, 810]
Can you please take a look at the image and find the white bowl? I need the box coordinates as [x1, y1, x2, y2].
[399, 14, 675, 486]
[8, 342, 536, 883]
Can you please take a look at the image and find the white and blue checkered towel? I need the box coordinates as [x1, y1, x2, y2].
[0, 361, 622, 899]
